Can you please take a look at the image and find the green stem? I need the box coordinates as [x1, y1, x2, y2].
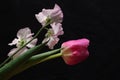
[38, 52, 62, 63]
[24, 49, 62, 67]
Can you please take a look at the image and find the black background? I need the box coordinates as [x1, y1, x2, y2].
[0, 0, 120, 80]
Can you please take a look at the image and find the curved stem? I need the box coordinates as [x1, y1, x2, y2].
[38, 53, 62, 63]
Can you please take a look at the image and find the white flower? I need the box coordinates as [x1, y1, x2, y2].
[35, 4, 63, 26]
[42, 23, 64, 49]
[8, 27, 38, 58]
[35, 4, 64, 49]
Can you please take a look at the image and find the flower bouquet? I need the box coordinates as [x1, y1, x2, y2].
[0, 4, 90, 80]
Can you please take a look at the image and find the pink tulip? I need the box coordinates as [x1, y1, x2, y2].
[61, 38, 90, 65]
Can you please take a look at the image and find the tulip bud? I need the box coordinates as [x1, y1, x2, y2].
[61, 38, 90, 65]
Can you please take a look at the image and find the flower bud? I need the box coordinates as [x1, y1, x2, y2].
[61, 38, 90, 65]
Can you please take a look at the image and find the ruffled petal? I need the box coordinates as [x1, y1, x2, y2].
[27, 38, 38, 48]
[17, 27, 32, 39]
[35, 4, 63, 26]
[35, 12, 47, 26]
[8, 38, 19, 46]
[51, 23, 64, 36]
[47, 36, 59, 49]
[50, 4, 63, 23]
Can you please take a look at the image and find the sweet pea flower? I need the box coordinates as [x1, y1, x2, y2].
[35, 4, 63, 26]
[61, 38, 90, 65]
[42, 23, 64, 49]
[8, 27, 38, 58]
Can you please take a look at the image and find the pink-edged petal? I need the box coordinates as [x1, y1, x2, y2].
[36, 4, 63, 25]
[27, 38, 38, 48]
[8, 38, 19, 46]
[51, 23, 64, 36]
[42, 37, 49, 44]
[42, 4, 63, 22]
[50, 4, 63, 23]
[17, 27, 32, 39]
[47, 36, 59, 49]
[26, 33, 34, 38]
[42, 8, 52, 16]
[35, 12, 47, 26]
